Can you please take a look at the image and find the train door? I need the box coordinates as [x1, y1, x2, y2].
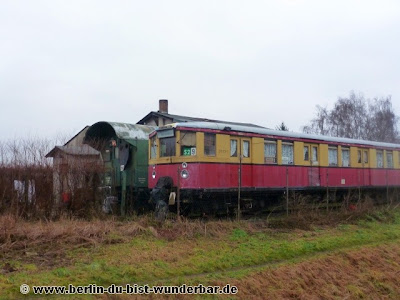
[304, 143, 320, 186]
[361, 149, 371, 186]
[237, 137, 252, 178]
[237, 137, 252, 214]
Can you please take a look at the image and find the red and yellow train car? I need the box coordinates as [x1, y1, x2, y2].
[148, 122, 400, 213]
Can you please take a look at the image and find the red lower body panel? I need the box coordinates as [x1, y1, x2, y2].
[149, 163, 400, 190]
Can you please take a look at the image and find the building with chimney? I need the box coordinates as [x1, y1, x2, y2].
[137, 99, 264, 128]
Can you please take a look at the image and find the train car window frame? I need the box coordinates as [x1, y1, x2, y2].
[282, 142, 294, 165]
[160, 136, 176, 157]
[157, 128, 174, 139]
[357, 150, 362, 164]
[150, 136, 157, 159]
[230, 139, 238, 157]
[377, 150, 383, 168]
[328, 146, 338, 166]
[204, 133, 216, 156]
[180, 131, 197, 156]
[342, 148, 350, 167]
[103, 149, 111, 162]
[114, 146, 119, 159]
[303, 146, 309, 161]
[264, 140, 277, 164]
[386, 151, 393, 168]
[363, 150, 368, 164]
[242, 140, 250, 158]
[311, 145, 318, 164]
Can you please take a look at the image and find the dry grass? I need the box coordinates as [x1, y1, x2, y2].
[1, 205, 398, 275]
[92, 242, 400, 300]
[0, 214, 264, 250]
[1, 207, 400, 299]
[0, 214, 147, 269]
[217, 242, 400, 299]
[268, 197, 393, 230]
[0, 214, 252, 269]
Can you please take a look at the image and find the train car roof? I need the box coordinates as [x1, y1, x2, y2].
[86, 121, 156, 141]
[158, 121, 400, 149]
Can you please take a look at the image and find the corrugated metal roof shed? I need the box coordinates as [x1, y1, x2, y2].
[45, 145, 100, 158]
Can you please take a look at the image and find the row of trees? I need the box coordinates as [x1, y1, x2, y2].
[301, 92, 399, 143]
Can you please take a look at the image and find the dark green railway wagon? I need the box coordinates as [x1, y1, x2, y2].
[84, 121, 155, 215]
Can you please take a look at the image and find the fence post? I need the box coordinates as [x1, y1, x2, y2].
[326, 169, 329, 212]
[286, 166, 289, 216]
[177, 167, 181, 222]
[121, 170, 126, 217]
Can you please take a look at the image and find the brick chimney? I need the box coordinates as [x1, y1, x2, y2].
[158, 99, 168, 113]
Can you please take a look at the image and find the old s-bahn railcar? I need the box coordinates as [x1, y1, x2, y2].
[148, 122, 400, 214]
[84, 121, 155, 215]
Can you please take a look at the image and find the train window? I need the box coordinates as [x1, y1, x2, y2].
[104, 172, 112, 186]
[103, 149, 111, 162]
[282, 143, 294, 165]
[150, 136, 157, 159]
[376, 150, 383, 168]
[157, 128, 174, 138]
[119, 143, 130, 169]
[387, 151, 393, 168]
[204, 133, 216, 156]
[264, 141, 277, 163]
[230, 139, 237, 157]
[303, 146, 309, 161]
[180, 132, 196, 156]
[363, 150, 368, 163]
[357, 150, 362, 163]
[160, 137, 176, 157]
[243, 140, 250, 158]
[342, 148, 350, 167]
[312, 146, 318, 162]
[114, 146, 119, 159]
[328, 147, 338, 166]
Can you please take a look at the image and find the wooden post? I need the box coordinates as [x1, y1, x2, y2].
[121, 170, 126, 217]
[326, 169, 329, 212]
[386, 169, 389, 204]
[237, 140, 242, 221]
[177, 166, 181, 222]
[358, 170, 361, 205]
[286, 166, 289, 216]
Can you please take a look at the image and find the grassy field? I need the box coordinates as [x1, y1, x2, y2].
[1, 207, 400, 299]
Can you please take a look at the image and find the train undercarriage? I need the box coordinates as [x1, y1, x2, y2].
[150, 177, 399, 219]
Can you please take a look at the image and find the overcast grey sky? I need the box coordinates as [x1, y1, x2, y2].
[1, 0, 399, 140]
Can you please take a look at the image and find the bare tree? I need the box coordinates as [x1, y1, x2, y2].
[302, 105, 329, 135]
[303, 92, 399, 142]
[365, 96, 399, 142]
